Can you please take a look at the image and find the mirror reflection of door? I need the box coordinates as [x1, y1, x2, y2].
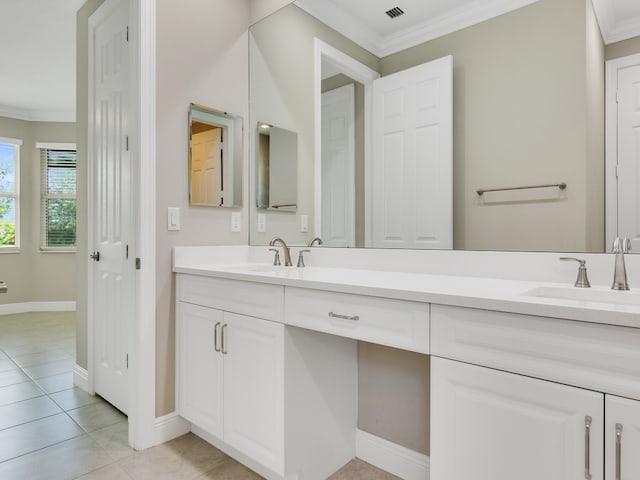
[191, 122, 222, 206]
[322, 83, 356, 247]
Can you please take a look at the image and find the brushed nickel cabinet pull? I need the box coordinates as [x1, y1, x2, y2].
[214, 322, 221, 352]
[328, 312, 360, 321]
[616, 423, 623, 480]
[585, 416, 592, 480]
[221, 324, 228, 355]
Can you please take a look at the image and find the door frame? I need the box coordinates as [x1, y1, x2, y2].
[605, 53, 640, 252]
[87, 0, 156, 451]
[313, 38, 379, 245]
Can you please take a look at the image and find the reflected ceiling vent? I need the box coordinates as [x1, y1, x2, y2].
[385, 6, 405, 19]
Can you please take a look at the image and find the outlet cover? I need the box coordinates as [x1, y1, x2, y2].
[257, 214, 266, 233]
[231, 212, 241, 232]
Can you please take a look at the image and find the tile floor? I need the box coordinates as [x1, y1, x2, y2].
[0, 311, 399, 479]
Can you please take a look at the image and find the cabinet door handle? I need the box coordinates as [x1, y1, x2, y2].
[221, 324, 228, 355]
[616, 423, 623, 480]
[328, 311, 360, 321]
[214, 322, 221, 352]
[585, 416, 592, 480]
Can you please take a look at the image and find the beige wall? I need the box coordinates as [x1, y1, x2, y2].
[380, 0, 604, 252]
[249, 4, 378, 246]
[155, 0, 250, 416]
[248, 0, 291, 26]
[75, 0, 106, 371]
[0, 117, 76, 306]
[605, 34, 640, 60]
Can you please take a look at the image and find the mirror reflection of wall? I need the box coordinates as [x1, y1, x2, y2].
[188, 104, 243, 207]
[256, 123, 298, 212]
[248, 0, 612, 252]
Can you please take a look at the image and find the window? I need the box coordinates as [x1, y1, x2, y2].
[39, 144, 77, 250]
[0, 137, 21, 250]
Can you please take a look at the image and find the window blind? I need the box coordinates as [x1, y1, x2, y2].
[41, 149, 77, 249]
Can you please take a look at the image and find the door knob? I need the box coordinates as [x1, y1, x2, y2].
[90, 251, 100, 262]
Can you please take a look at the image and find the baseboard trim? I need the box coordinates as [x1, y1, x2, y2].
[356, 430, 430, 480]
[0, 301, 76, 315]
[73, 365, 89, 392]
[154, 412, 191, 446]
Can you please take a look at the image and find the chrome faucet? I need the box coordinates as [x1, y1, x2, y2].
[612, 237, 631, 291]
[307, 237, 323, 247]
[268, 237, 293, 266]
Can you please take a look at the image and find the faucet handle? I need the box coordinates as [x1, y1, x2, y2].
[559, 257, 591, 288]
[297, 249, 311, 268]
[612, 237, 631, 254]
[268, 248, 281, 266]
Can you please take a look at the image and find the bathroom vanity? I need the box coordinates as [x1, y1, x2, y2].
[173, 246, 640, 480]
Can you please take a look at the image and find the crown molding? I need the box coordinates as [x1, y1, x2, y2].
[592, 0, 640, 45]
[0, 104, 75, 123]
[296, 0, 540, 58]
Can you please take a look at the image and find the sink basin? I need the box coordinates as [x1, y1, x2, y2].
[223, 264, 288, 273]
[523, 286, 640, 306]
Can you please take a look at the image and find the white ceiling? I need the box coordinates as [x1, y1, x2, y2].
[2, 0, 640, 123]
[0, 0, 83, 122]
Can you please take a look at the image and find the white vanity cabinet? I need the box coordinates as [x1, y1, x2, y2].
[176, 274, 359, 480]
[431, 304, 640, 480]
[177, 302, 285, 474]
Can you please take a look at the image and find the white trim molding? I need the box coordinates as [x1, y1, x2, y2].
[154, 412, 191, 446]
[36, 142, 77, 150]
[0, 105, 76, 123]
[73, 364, 89, 392]
[356, 430, 430, 480]
[0, 301, 76, 315]
[592, 0, 640, 45]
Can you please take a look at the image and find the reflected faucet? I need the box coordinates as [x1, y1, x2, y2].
[612, 237, 631, 291]
[268, 237, 293, 266]
[307, 237, 323, 247]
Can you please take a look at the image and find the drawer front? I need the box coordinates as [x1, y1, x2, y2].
[177, 274, 283, 321]
[431, 304, 640, 400]
[285, 287, 430, 353]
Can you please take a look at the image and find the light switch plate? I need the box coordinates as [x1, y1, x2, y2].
[167, 207, 180, 231]
[231, 212, 241, 232]
[257, 214, 266, 233]
[300, 214, 309, 233]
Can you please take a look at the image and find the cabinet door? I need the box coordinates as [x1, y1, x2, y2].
[177, 302, 224, 439]
[431, 357, 604, 480]
[606, 395, 640, 480]
[222, 313, 284, 475]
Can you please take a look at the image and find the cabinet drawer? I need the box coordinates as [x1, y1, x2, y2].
[431, 304, 640, 400]
[284, 287, 429, 353]
[177, 274, 283, 321]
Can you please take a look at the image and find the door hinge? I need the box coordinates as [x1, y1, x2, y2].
[126, 135, 129, 151]
[126, 26, 129, 42]
[616, 164, 620, 178]
[135, 258, 141, 270]
[616, 90, 620, 103]
[125, 244, 129, 259]
[126, 354, 129, 369]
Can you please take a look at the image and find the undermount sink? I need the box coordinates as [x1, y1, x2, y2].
[224, 264, 288, 273]
[523, 286, 640, 306]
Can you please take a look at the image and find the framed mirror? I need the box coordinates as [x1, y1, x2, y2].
[188, 103, 243, 207]
[256, 122, 298, 212]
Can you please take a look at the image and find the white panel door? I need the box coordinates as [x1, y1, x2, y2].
[322, 84, 355, 247]
[90, 0, 131, 414]
[605, 395, 640, 480]
[372, 56, 452, 249]
[431, 357, 604, 480]
[191, 128, 221, 205]
[223, 313, 284, 475]
[177, 303, 224, 439]
[617, 65, 640, 252]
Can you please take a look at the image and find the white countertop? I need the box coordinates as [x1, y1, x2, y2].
[174, 260, 640, 329]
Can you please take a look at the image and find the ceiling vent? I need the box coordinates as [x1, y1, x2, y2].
[385, 6, 405, 19]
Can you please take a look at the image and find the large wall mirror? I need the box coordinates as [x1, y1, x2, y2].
[249, 0, 614, 252]
[189, 103, 243, 207]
